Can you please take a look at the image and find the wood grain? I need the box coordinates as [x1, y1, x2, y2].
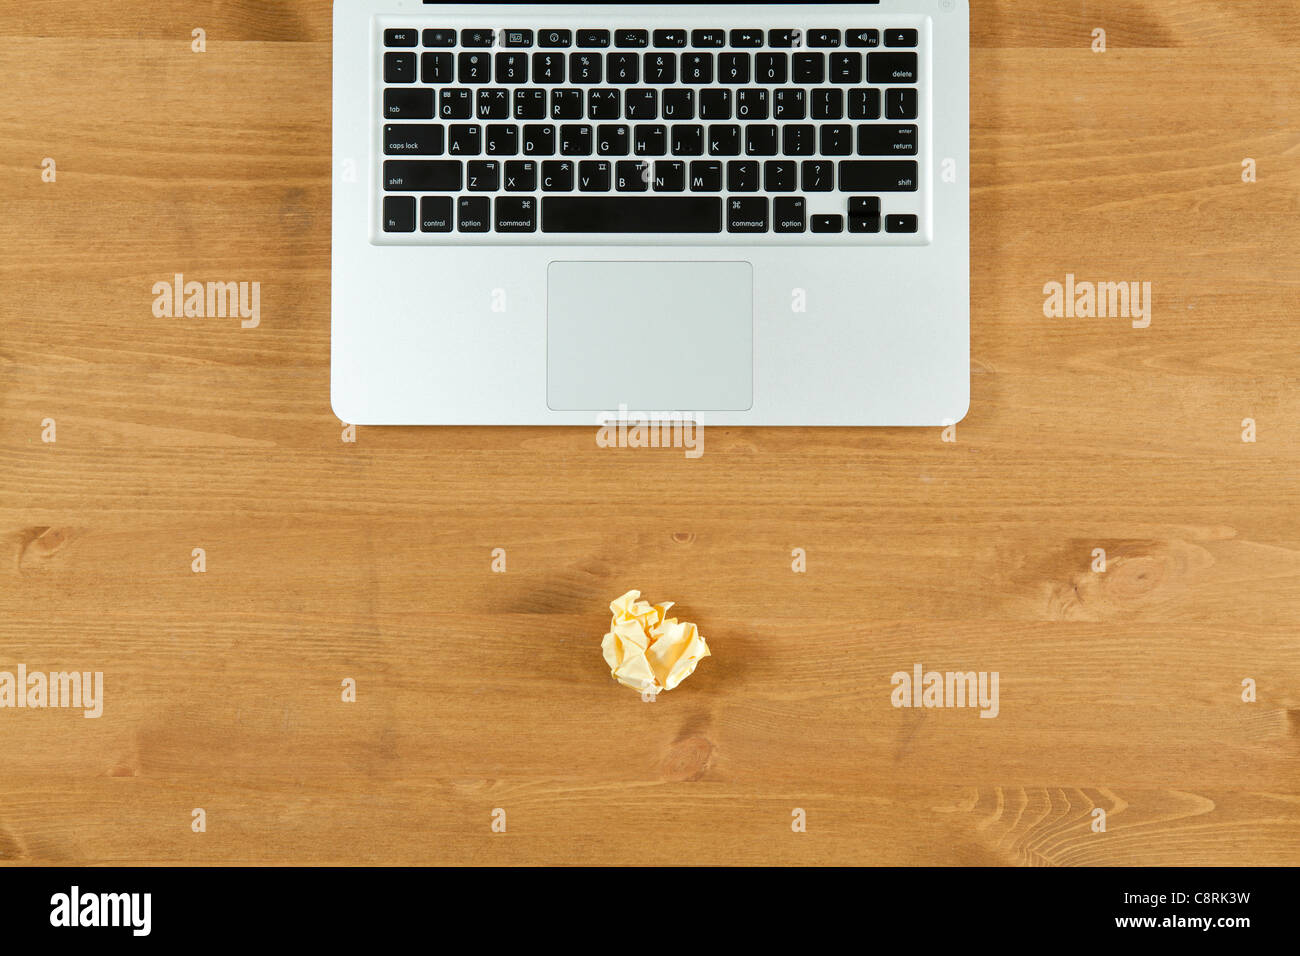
[1, 1, 1298, 866]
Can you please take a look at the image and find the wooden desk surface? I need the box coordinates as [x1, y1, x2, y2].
[1, 1, 1298, 866]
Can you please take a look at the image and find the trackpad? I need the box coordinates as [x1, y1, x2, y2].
[547, 261, 753, 411]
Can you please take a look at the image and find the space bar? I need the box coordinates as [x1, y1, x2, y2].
[542, 197, 722, 233]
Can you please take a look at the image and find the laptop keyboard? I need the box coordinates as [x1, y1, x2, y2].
[376, 20, 927, 242]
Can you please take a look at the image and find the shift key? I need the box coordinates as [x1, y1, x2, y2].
[838, 160, 918, 191]
[383, 160, 463, 191]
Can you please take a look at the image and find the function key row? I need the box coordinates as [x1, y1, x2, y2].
[385, 28, 918, 49]
[386, 51, 918, 86]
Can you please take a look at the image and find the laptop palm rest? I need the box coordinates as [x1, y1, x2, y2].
[546, 260, 753, 412]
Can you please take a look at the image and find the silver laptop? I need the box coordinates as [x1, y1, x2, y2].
[332, 2, 969, 425]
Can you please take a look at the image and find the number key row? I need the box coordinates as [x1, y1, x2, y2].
[388, 50, 918, 85]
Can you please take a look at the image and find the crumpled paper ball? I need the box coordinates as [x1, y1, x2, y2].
[601, 590, 711, 695]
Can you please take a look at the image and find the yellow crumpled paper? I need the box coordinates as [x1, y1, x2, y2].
[601, 590, 711, 695]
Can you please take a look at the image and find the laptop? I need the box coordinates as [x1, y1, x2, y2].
[332, 2, 969, 425]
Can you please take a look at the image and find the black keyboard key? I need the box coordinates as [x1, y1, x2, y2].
[754, 53, 787, 84]
[559, 124, 593, 155]
[689, 161, 722, 191]
[838, 160, 919, 191]
[858, 124, 918, 155]
[570, 52, 602, 83]
[848, 213, 881, 233]
[504, 30, 533, 48]
[476, 88, 510, 120]
[460, 29, 495, 48]
[671, 124, 703, 156]
[763, 160, 797, 191]
[385, 29, 418, 48]
[726, 159, 759, 191]
[653, 160, 685, 192]
[811, 88, 843, 120]
[682, 53, 713, 83]
[885, 29, 919, 48]
[727, 197, 768, 233]
[886, 214, 918, 233]
[745, 124, 777, 156]
[847, 29, 881, 48]
[772, 88, 805, 120]
[385, 52, 417, 83]
[730, 29, 765, 48]
[830, 52, 862, 83]
[542, 196, 721, 232]
[420, 196, 453, 232]
[447, 124, 482, 156]
[588, 89, 620, 119]
[384, 160, 463, 191]
[539, 29, 572, 48]
[384, 88, 434, 119]
[773, 196, 806, 232]
[811, 214, 843, 233]
[849, 88, 882, 119]
[495, 196, 537, 232]
[578, 160, 611, 191]
[496, 52, 528, 82]
[782, 124, 815, 156]
[541, 160, 574, 191]
[454, 52, 488, 83]
[699, 89, 732, 119]
[533, 52, 566, 82]
[467, 160, 499, 190]
[607, 52, 639, 83]
[422, 29, 455, 47]
[551, 89, 583, 119]
[792, 53, 824, 84]
[708, 124, 740, 155]
[653, 30, 688, 48]
[691, 30, 725, 48]
[578, 30, 611, 48]
[457, 197, 490, 232]
[522, 123, 556, 156]
[504, 160, 536, 190]
[644, 52, 676, 84]
[736, 88, 768, 119]
[820, 124, 853, 155]
[849, 197, 881, 217]
[421, 51, 453, 83]
[384, 124, 444, 155]
[624, 89, 657, 119]
[486, 125, 519, 155]
[383, 195, 416, 231]
[886, 88, 918, 119]
[633, 124, 666, 156]
[801, 160, 834, 191]
[768, 30, 800, 48]
[513, 89, 546, 119]
[719, 53, 750, 84]
[869, 52, 918, 83]
[597, 124, 629, 155]
[438, 88, 472, 119]
[615, 30, 649, 48]
[662, 89, 695, 119]
[615, 160, 649, 191]
[807, 30, 841, 48]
